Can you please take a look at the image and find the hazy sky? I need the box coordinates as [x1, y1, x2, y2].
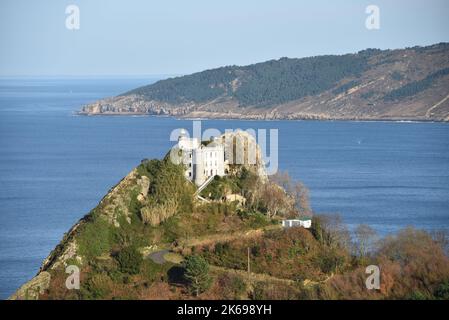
[0, 0, 448, 76]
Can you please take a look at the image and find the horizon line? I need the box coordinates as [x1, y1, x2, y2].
[0, 74, 180, 79]
[1, 41, 448, 79]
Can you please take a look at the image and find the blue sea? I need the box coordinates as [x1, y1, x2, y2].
[1, 78, 448, 299]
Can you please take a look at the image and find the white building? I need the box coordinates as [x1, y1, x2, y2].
[282, 217, 312, 229]
[177, 130, 227, 186]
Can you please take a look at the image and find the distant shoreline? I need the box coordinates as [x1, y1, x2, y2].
[77, 43, 449, 123]
[75, 111, 448, 123]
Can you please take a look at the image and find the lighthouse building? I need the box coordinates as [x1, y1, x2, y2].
[177, 130, 226, 186]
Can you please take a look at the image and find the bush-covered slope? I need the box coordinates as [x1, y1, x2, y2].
[11, 160, 449, 300]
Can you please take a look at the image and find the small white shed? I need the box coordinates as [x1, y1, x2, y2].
[282, 217, 312, 229]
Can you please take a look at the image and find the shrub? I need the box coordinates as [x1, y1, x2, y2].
[251, 281, 301, 300]
[160, 215, 183, 243]
[142, 259, 172, 283]
[407, 291, 430, 300]
[217, 274, 247, 299]
[201, 175, 240, 200]
[247, 212, 270, 229]
[434, 280, 449, 299]
[77, 216, 112, 259]
[80, 274, 113, 299]
[315, 248, 349, 274]
[214, 242, 230, 256]
[251, 244, 261, 257]
[115, 246, 143, 275]
[322, 228, 449, 299]
[139, 158, 195, 224]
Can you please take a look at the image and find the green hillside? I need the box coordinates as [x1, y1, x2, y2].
[125, 52, 372, 107]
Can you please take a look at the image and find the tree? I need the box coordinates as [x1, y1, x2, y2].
[318, 214, 351, 250]
[115, 246, 143, 275]
[270, 171, 311, 216]
[183, 255, 212, 296]
[354, 224, 377, 260]
[431, 229, 449, 256]
[311, 216, 324, 242]
[259, 182, 291, 218]
[238, 169, 263, 211]
[292, 182, 311, 216]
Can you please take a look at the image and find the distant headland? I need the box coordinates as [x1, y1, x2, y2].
[79, 43, 449, 122]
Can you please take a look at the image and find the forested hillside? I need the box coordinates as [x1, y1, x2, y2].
[81, 43, 449, 121]
[126, 53, 371, 107]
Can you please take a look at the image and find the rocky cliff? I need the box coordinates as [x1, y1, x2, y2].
[10, 168, 150, 299]
[10, 130, 270, 300]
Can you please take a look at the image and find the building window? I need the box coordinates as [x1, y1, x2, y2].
[188, 172, 192, 177]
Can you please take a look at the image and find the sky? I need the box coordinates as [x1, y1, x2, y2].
[0, 0, 448, 76]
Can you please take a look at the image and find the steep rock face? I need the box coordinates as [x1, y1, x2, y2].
[79, 43, 449, 121]
[79, 95, 196, 116]
[10, 168, 152, 299]
[219, 130, 268, 181]
[9, 272, 51, 300]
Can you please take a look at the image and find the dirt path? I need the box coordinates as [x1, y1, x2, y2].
[210, 265, 334, 288]
[174, 224, 282, 250]
[149, 225, 281, 264]
[210, 265, 295, 285]
[426, 93, 449, 117]
[148, 249, 170, 264]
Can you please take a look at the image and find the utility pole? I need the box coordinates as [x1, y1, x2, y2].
[248, 247, 254, 299]
[247, 247, 251, 279]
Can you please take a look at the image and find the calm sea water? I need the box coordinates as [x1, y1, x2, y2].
[1, 78, 448, 299]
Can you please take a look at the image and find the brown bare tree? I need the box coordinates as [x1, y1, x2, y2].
[354, 224, 377, 259]
[270, 170, 311, 216]
[259, 182, 291, 218]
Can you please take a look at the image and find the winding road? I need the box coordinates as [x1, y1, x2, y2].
[148, 249, 170, 264]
